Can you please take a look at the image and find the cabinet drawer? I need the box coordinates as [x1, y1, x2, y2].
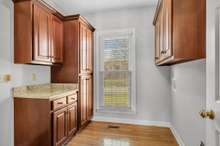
[53, 97, 67, 111]
[67, 94, 77, 104]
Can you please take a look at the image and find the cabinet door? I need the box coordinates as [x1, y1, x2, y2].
[80, 23, 88, 72]
[67, 103, 77, 136]
[51, 16, 63, 63]
[86, 29, 93, 72]
[87, 76, 93, 119]
[163, 0, 172, 59]
[79, 76, 88, 127]
[33, 4, 52, 62]
[53, 108, 68, 146]
[155, 18, 161, 62]
[160, 0, 166, 59]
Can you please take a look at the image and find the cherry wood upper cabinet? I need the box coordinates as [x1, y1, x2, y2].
[33, 3, 52, 63]
[51, 16, 64, 63]
[153, 0, 206, 65]
[14, 0, 63, 65]
[51, 15, 95, 83]
[80, 23, 93, 73]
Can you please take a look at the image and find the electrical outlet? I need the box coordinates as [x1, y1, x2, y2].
[0, 74, 11, 82]
[3, 74, 11, 82]
[32, 73, 37, 81]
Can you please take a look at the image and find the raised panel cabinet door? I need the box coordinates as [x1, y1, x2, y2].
[80, 23, 88, 72]
[79, 76, 88, 127]
[86, 76, 93, 120]
[163, 0, 172, 59]
[86, 29, 93, 72]
[33, 4, 52, 62]
[155, 18, 161, 62]
[159, 1, 165, 60]
[53, 108, 68, 146]
[51, 16, 63, 63]
[67, 103, 77, 136]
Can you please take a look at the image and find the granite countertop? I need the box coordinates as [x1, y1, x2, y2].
[13, 83, 78, 100]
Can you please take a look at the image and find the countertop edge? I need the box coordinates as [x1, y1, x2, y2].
[13, 89, 78, 101]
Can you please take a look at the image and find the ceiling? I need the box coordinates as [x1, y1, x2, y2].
[44, 0, 158, 16]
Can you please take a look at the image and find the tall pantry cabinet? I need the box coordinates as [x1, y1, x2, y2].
[51, 15, 95, 129]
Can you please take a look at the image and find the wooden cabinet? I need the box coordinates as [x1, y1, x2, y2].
[14, 91, 78, 146]
[53, 108, 68, 146]
[67, 103, 77, 136]
[80, 23, 88, 72]
[14, 0, 63, 65]
[51, 15, 95, 129]
[80, 23, 93, 73]
[33, 3, 52, 63]
[79, 75, 93, 127]
[51, 16, 64, 63]
[52, 94, 78, 146]
[153, 0, 206, 65]
[86, 76, 93, 120]
[79, 76, 88, 126]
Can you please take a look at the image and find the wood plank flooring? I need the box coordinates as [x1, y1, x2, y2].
[66, 122, 178, 146]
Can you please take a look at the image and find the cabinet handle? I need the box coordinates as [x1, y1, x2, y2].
[57, 102, 63, 105]
[71, 98, 76, 100]
[161, 50, 167, 54]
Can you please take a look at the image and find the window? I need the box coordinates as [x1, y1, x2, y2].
[95, 29, 136, 113]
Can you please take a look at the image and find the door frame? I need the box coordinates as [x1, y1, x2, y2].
[206, 0, 220, 145]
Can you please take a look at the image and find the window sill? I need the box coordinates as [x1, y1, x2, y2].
[96, 108, 136, 115]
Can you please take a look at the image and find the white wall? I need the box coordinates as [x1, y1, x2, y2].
[171, 60, 206, 146]
[84, 7, 172, 123]
[0, 1, 51, 146]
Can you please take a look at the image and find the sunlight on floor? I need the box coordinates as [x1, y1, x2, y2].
[103, 138, 130, 146]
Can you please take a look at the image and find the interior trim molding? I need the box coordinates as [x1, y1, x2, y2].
[170, 126, 186, 146]
[92, 116, 172, 128]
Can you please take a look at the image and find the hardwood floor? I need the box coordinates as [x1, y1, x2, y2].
[66, 122, 178, 146]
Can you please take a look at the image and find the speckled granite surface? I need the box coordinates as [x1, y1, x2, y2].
[13, 83, 78, 100]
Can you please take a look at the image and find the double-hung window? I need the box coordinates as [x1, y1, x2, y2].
[96, 29, 136, 113]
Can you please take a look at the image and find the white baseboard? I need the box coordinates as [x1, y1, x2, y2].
[170, 126, 185, 146]
[92, 116, 172, 128]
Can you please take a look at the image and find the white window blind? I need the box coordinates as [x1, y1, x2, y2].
[96, 29, 136, 113]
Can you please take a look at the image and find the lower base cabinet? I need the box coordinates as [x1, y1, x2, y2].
[67, 103, 77, 136]
[53, 107, 68, 146]
[79, 75, 93, 129]
[53, 101, 78, 146]
[14, 92, 78, 146]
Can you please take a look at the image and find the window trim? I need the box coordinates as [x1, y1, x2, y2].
[94, 28, 136, 114]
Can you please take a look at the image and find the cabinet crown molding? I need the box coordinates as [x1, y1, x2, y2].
[12, 0, 95, 31]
